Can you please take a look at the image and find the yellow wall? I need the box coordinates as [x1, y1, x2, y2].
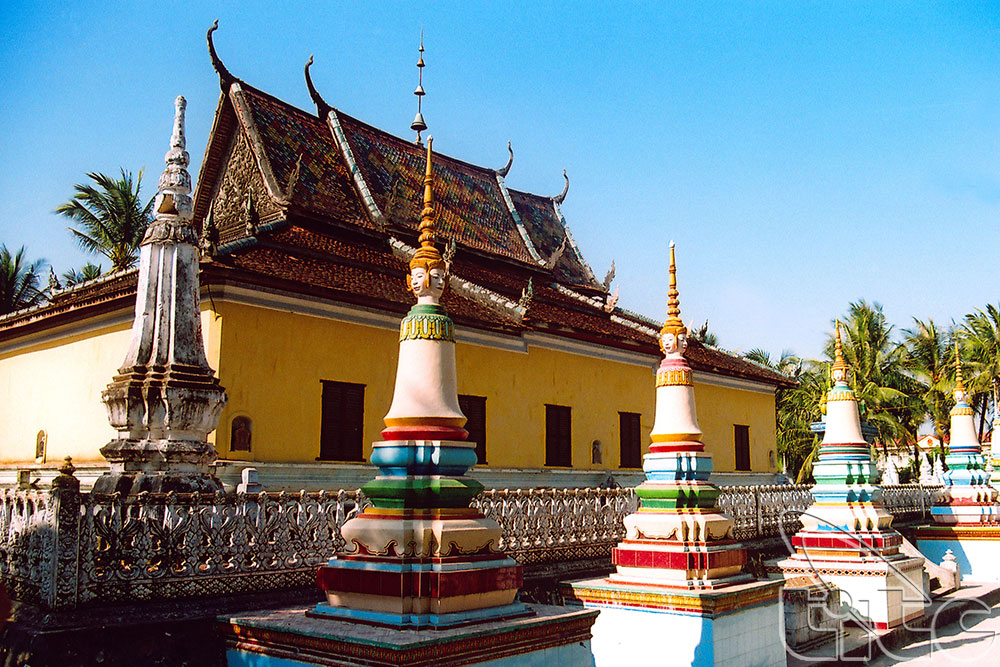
[0, 298, 777, 474]
[0, 307, 222, 464]
[213, 301, 777, 473]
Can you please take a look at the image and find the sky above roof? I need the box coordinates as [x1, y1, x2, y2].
[1, 2, 997, 360]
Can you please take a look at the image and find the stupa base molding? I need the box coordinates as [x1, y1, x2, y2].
[770, 552, 925, 630]
[221, 604, 598, 667]
[563, 577, 785, 667]
[915, 525, 1000, 582]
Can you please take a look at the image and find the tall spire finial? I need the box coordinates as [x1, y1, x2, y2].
[153, 96, 193, 222]
[832, 320, 849, 380]
[660, 241, 686, 337]
[410, 31, 428, 144]
[408, 137, 445, 272]
[955, 341, 966, 394]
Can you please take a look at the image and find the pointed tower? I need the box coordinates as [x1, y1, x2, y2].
[314, 139, 528, 629]
[566, 245, 786, 667]
[94, 97, 226, 495]
[774, 321, 925, 629]
[916, 345, 1000, 581]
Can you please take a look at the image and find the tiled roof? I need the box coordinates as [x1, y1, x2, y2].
[239, 88, 370, 229]
[507, 188, 595, 288]
[334, 111, 537, 265]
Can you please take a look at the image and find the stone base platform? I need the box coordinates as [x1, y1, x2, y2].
[562, 577, 784, 667]
[220, 604, 598, 667]
[771, 554, 925, 630]
[915, 525, 1000, 582]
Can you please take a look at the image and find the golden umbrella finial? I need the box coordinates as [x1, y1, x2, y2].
[832, 320, 849, 378]
[409, 137, 445, 274]
[660, 241, 686, 337]
[955, 341, 966, 394]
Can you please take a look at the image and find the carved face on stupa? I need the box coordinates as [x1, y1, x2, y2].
[832, 367, 847, 383]
[660, 331, 688, 357]
[410, 265, 446, 303]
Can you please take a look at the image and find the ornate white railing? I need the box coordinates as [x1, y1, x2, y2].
[0, 467, 945, 610]
[716, 484, 814, 541]
[473, 488, 638, 564]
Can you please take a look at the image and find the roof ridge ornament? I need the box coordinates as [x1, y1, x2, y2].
[602, 260, 616, 292]
[207, 20, 239, 92]
[497, 141, 514, 177]
[305, 55, 333, 119]
[553, 169, 569, 204]
[410, 31, 428, 144]
[543, 237, 567, 270]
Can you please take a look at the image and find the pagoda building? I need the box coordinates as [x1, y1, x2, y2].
[0, 23, 792, 493]
[915, 345, 1000, 581]
[565, 246, 785, 667]
[772, 323, 925, 629]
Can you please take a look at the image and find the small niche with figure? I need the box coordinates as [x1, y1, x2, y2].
[230, 416, 252, 452]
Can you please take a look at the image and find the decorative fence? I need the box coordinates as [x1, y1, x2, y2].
[0, 465, 944, 611]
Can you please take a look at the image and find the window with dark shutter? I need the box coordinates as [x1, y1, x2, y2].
[458, 394, 487, 465]
[619, 412, 641, 468]
[734, 424, 751, 471]
[545, 404, 572, 467]
[319, 380, 365, 462]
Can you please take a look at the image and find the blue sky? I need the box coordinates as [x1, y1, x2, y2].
[1, 2, 998, 359]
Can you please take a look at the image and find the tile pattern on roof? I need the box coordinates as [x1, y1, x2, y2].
[508, 188, 595, 288]
[239, 89, 370, 228]
[335, 113, 536, 265]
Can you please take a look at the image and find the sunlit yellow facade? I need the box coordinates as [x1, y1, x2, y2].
[0, 289, 778, 479]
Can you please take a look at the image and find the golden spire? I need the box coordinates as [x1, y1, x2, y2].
[660, 241, 686, 337]
[955, 341, 966, 394]
[409, 137, 445, 272]
[832, 320, 849, 378]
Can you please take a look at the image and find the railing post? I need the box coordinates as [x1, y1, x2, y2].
[49, 457, 81, 610]
[754, 486, 763, 539]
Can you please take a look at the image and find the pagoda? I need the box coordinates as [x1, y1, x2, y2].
[773, 322, 924, 629]
[565, 245, 785, 667]
[915, 345, 1000, 581]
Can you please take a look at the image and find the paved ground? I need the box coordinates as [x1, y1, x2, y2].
[869, 603, 1000, 665]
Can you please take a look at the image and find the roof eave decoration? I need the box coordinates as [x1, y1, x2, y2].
[549, 170, 601, 287]
[496, 141, 514, 177]
[304, 55, 333, 120]
[327, 110, 388, 232]
[207, 20, 241, 93]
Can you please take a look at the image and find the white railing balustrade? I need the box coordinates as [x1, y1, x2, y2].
[0, 470, 946, 610]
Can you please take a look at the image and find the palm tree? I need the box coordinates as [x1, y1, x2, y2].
[827, 301, 919, 451]
[55, 170, 153, 272]
[0, 245, 47, 315]
[900, 318, 952, 439]
[62, 263, 103, 287]
[961, 305, 1000, 440]
[743, 348, 826, 481]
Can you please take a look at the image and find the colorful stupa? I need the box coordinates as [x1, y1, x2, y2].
[915, 345, 1000, 580]
[773, 322, 924, 629]
[312, 139, 526, 628]
[566, 245, 785, 667]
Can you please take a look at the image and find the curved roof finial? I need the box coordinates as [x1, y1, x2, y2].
[207, 20, 238, 92]
[553, 169, 569, 204]
[304, 55, 332, 119]
[410, 31, 428, 145]
[661, 242, 685, 335]
[497, 141, 514, 177]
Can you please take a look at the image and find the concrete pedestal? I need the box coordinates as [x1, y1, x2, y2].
[220, 604, 597, 667]
[564, 578, 785, 667]
[916, 527, 1000, 582]
[772, 554, 925, 630]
